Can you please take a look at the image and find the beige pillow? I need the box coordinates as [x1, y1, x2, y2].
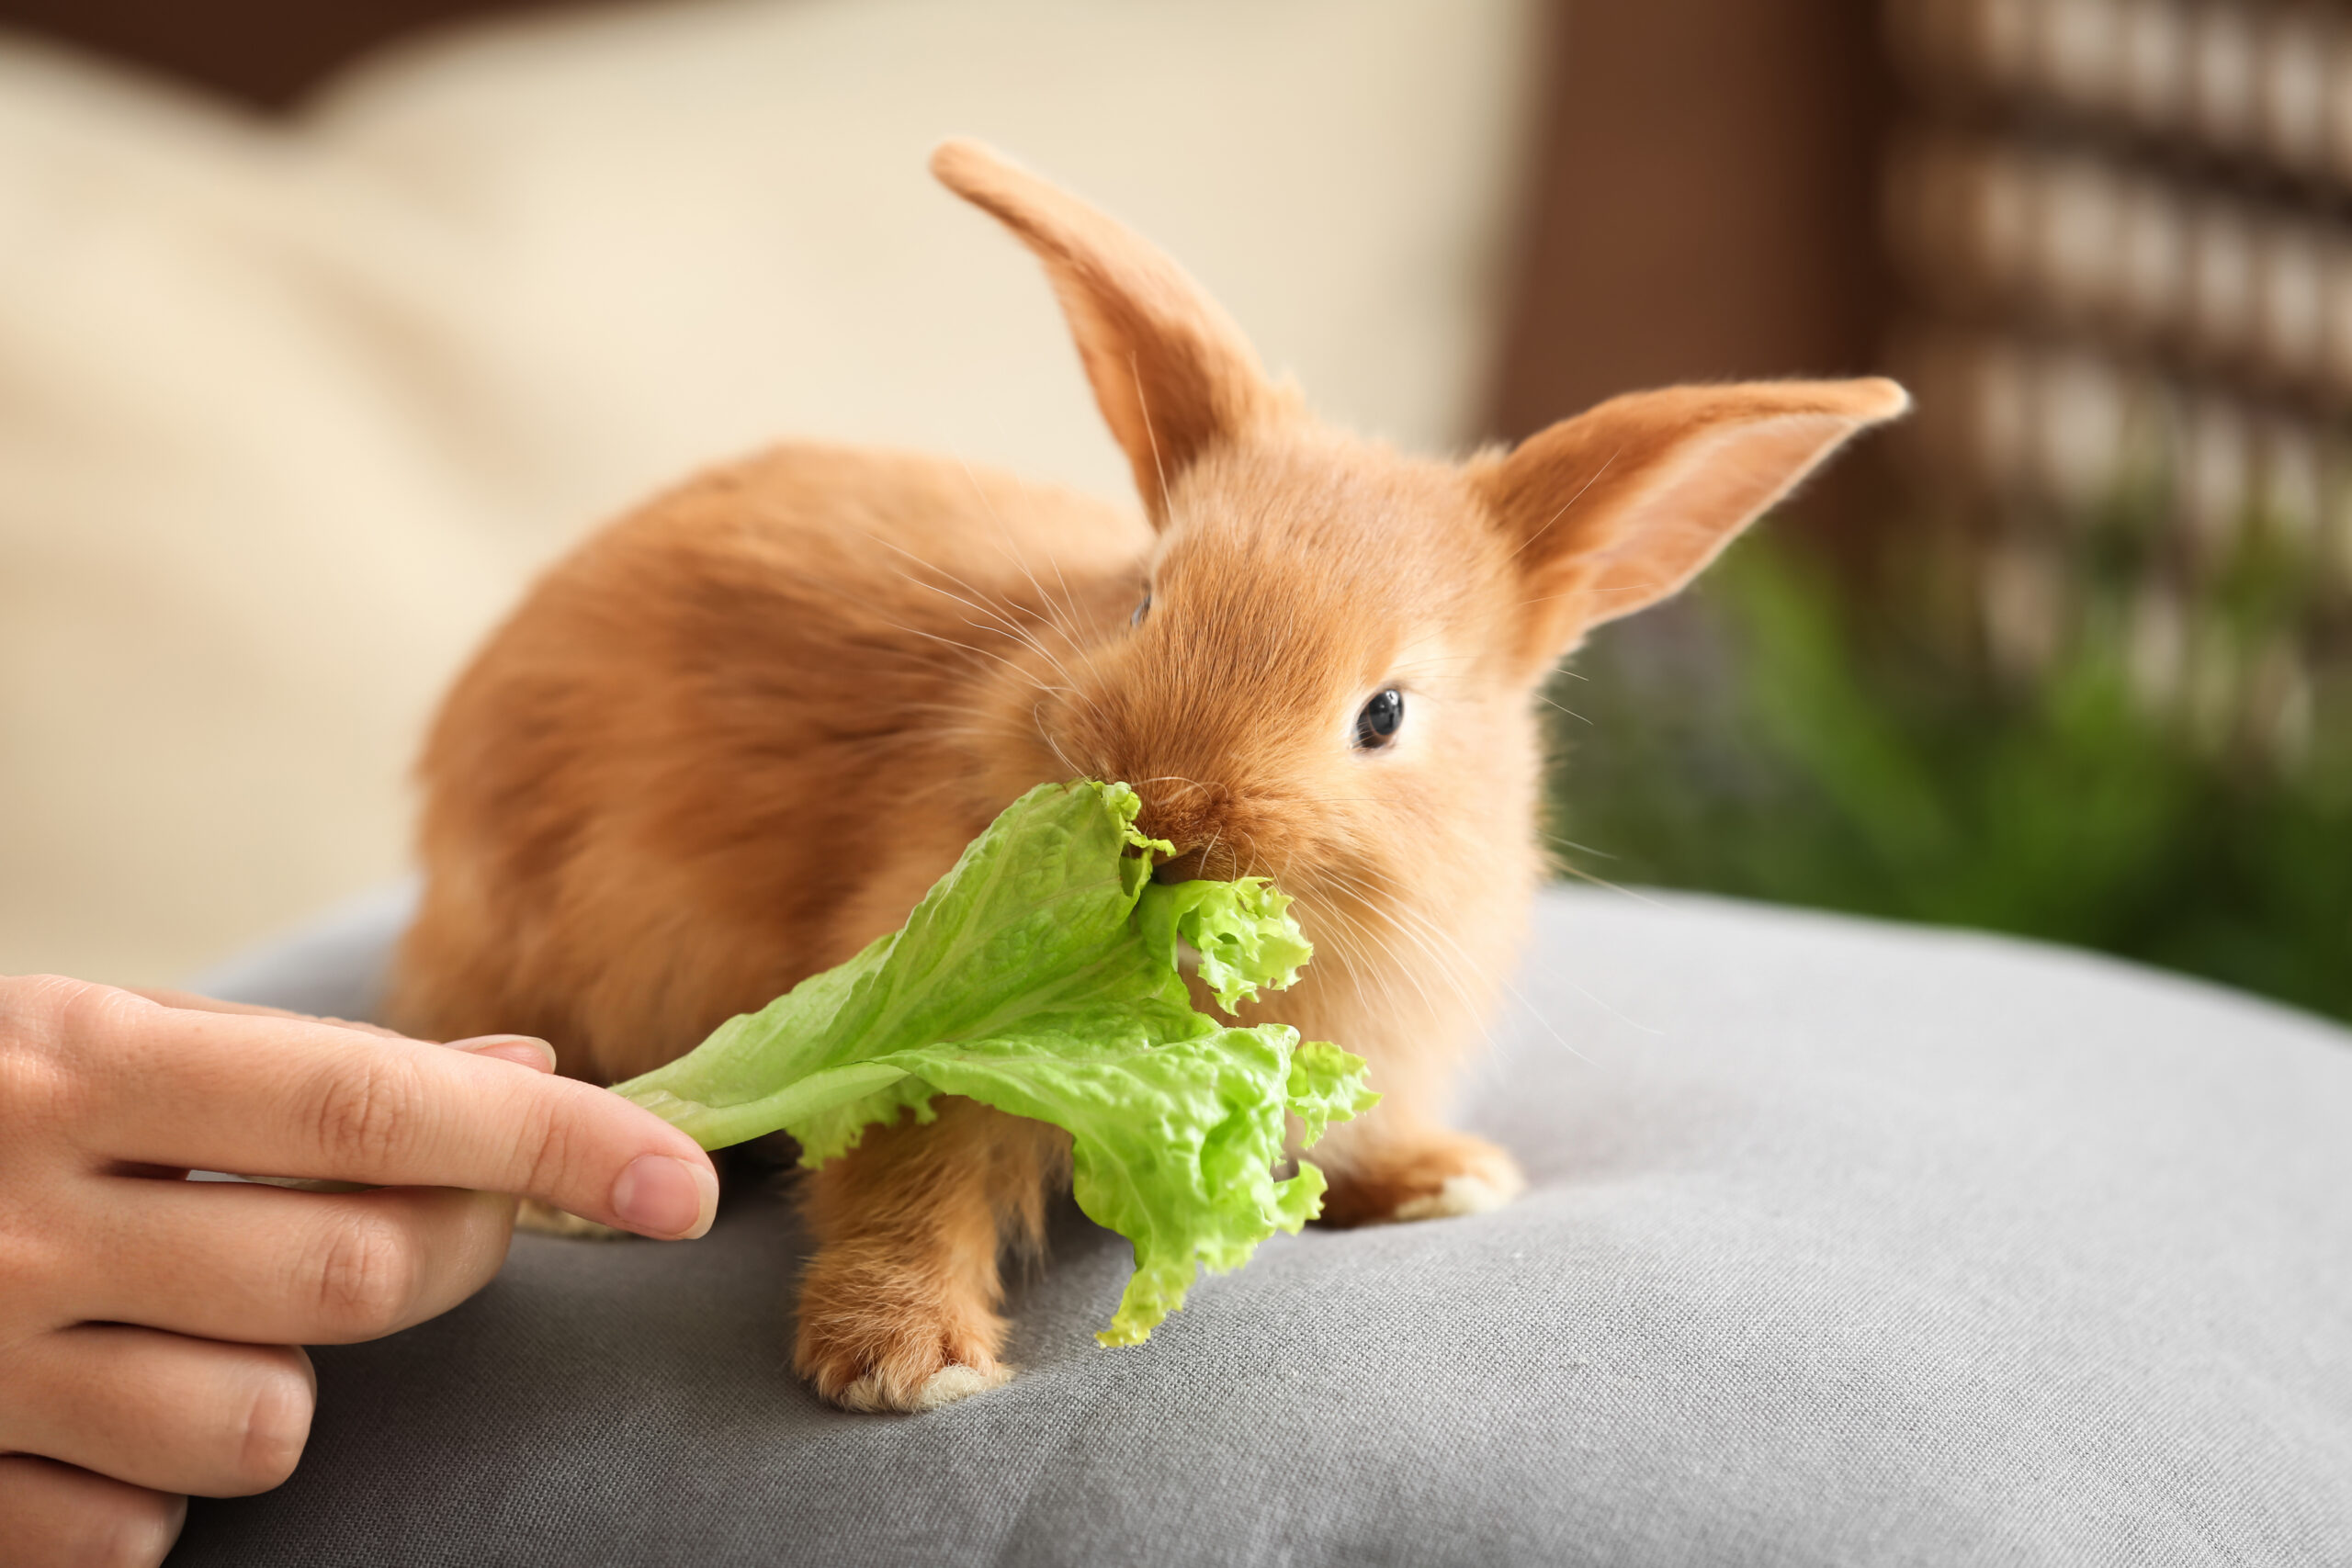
[0, 0, 1541, 985]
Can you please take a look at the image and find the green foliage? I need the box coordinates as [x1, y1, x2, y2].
[1547, 527, 2352, 1024]
[613, 780, 1376, 1345]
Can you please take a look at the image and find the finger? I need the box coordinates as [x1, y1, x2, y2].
[121, 987, 406, 1040]
[123, 989, 556, 1073]
[442, 1034, 559, 1073]
[0, 1457, 184, 1568]
[61, 1181, 514, 1346]
[0, 1327, 311, 1497]
[51, 985, 716, 1239]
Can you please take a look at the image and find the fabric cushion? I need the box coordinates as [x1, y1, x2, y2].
[0, 0, 1541, 986]
[173, 888, 2352, 1565]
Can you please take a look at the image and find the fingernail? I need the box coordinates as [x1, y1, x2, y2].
[610, 1154, 717, 1239]
[448, 1034, 559, 1073]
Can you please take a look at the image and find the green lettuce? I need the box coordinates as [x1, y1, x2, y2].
[611, 780, 1378, 1345]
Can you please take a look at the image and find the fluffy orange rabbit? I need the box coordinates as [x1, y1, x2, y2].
[388, 141, 1905, 1412]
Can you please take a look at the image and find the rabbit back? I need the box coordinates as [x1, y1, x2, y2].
[387, 441, 1150, 1083]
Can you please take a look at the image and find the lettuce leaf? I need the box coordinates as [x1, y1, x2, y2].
[611, 780, 1378, 1344]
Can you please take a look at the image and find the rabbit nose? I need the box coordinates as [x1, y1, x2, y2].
[1152, 846, 1209, 885]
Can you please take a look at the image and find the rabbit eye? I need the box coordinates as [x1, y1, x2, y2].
[1131, 592, 1151, 628]
[1354, 688, 1404, 750]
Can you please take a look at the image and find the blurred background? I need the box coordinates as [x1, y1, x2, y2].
[1, 0, 2345, 1022]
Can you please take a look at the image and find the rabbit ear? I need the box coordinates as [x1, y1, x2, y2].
[1476, 378, 1908, 671]
[933, 140, 1289, 524]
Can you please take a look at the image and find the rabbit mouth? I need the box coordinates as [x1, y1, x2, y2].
[1148, 839, 1256, 885]
[1151, 845, 1211, 884]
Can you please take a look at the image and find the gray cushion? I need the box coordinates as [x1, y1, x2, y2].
[183, 882, 420, 1023]
[168, 889, 2352, 1566]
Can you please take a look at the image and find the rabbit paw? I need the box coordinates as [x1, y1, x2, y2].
[1317, 1133, 1525, 1227]
[840, 1360, 1015, 1414]
[515, 1197, 629, 1239]
[794, 1277, 1014, 1413]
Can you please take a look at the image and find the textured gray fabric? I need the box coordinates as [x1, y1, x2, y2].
[185, 880, 419, 1021]
[167, 888, 2352, 1566]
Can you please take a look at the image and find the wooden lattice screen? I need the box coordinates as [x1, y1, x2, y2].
[1883, 0, 2352, 756]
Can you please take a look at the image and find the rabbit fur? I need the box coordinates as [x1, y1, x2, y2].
[386, 140, 1907, 1413]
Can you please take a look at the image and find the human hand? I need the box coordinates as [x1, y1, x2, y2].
[0, 975, 718, 1566]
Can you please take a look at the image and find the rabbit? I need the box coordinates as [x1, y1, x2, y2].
[386, 139, 1907, 1413]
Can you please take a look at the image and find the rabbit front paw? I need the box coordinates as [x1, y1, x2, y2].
[1317, 1132, 1525, 1227]
[792, 1265, 1014, 1413]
